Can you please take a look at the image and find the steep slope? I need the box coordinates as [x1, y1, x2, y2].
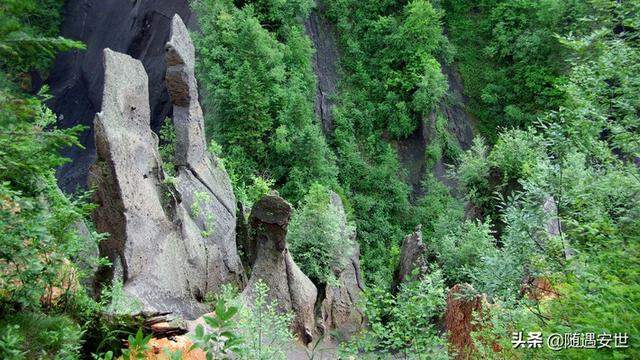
[48, 0, 193, 192]
[304, 2, 474, 201]
[304, 0, 341, 135]
[396, 64, 476, 200]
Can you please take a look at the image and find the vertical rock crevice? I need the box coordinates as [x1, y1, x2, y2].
[305, 0, 341, 135]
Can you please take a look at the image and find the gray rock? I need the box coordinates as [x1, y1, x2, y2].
[242, 194, 317, 345]
[90, 48, 204, 317]
[318, 192, 364, 339]
[166, 15, 244, 289]
[89, 16, 243, 319]
[395, 64, 475, 200]
[391, 225, 429, 293]
[543, 196, 573, 259]
[49, 0, 193, 193]
[305, 0, 341, 134]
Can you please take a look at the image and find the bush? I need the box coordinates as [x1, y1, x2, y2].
[433, 220, 496, 285]
[288, 184, 355, 285]
[340, 270, 449, 358]
[220, 280, 294, 360]
[193, 0, 338, 204]
[488, 128, 546, 183]
[0, 313, 83, 359]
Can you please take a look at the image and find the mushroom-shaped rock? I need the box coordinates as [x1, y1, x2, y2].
[89, 16, 243, 320]
[241, 193, 317, 345]
[391, 225, 429, 293]
[319, 192, 364, 338]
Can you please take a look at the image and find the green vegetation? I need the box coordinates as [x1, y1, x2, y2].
[236, 281, 295, 359]
[191, 0, 639, 356]
[121, 329, 152, 360]
[2, 0, 639, 358]
[0, 2, 151, 359]
[197, 281, 295, 360]
[288, 183, 355, 285]
[443, 2, 640, 358]
[193, 0, 338, 205]
[0, 313, 83, 359]
[0, 1, 101, 359]
[191, 299, 243, 358]
[443, 0, 586, 141]
[341, 270, 449, 358]
[323, 0, 451, 284]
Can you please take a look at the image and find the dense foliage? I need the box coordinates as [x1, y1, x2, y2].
[0, 2, 145, 359]
[438, 1, 640, 358]
[288, 183, 355, 285]
[193, 0, 338, 204]
[443, 0, 587, 140]
[2, 0, 639, 358]
[320, 0, 454, 283]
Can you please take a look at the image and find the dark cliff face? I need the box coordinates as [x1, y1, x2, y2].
[304, 0, 340, 135]
[48, 0, 194, 192]
[397, 63, 476, 200]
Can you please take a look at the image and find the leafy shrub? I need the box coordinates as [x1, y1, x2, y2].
[0, 313, 83, 359]
[100, 280, 143, 316]
[433, 220, 496, 285]
[158, 119, 176, 176]
[121, 328, 151, 360]
[200, 280, 294, 359]
[288, 184, 355, 285]
[455, 137, 491, 206]
[488, 128, 546, 183]
[340, 270, 449, 358]
[237, 280, 294, 359]
[191, 299, 243, 359]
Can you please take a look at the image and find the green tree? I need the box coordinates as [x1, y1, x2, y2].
[193, 0, 338, 205]
[288, 184, 355, 285]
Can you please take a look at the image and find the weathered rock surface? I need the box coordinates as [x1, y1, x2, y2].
[49, 0, 193, 193]
[318, 192, 364, 339]
[241, 193, 317, 345]
[396, 64, 475, 200]
[89, 16, 242, 320]
[305, 0, 341, 135]
[166, 15, 244, 290]
[391, 225, 429, 294]
[444, 284, 491, 360]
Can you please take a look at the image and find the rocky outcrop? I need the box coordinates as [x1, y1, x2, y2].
[89, 15, 242, 320]
[318, 192, 364, 339]
[444, 284, 492, 360]
[396, 64, 475, 199]
[165, 14, 245, 290]
[241, 193, 317, 345]
[391, 225, 430, 294]
[305, 0, 341, 134]
[49, 0, 193, 193]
